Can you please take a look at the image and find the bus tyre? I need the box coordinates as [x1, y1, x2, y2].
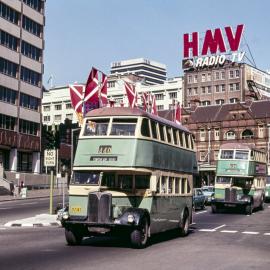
[179, 211, 189, 237]
[130, 219, 149, 249]
[259, 197, 265, 210]
[245, 204, 252, 215]
[65, 228, 83, 246]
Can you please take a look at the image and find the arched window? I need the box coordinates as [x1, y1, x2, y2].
[225, 130, 236, 140]
[242, 129, 254, 139]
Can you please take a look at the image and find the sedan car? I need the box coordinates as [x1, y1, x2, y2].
[202, 186, 215, 204]
[193, 188, 206, 210]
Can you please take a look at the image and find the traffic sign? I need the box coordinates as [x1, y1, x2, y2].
[44, 149, 56, 167]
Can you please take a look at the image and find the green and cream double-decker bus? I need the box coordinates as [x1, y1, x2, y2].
[212, 143, 266, 215]
[61, 107, 197, 248]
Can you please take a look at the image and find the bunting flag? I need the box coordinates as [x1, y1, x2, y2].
[69, 84, 84, 113]
[84, 67, 99, 113]
[141, 92, 148, 111]
[124, 81, 137, 108]
[174, 102, 182, 125]
[150, 94, 157, 115]
[100, 72, 108, 106]
[141, 92, 157, 115]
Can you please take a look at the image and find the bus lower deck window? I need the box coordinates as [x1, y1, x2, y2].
[135, 175, 150, 189]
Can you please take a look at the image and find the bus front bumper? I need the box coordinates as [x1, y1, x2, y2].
[212, 199, 249, 208]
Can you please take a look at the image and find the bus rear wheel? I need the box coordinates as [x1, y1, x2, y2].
[130, 219, 149, 249]
[65, 228, 83, 246]
[179, 211, 189, 237]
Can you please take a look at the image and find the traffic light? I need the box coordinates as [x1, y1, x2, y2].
[45, 130, 55, 149]
[54, 130, 60, 149]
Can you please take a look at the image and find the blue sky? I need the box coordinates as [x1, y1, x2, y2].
[44, 0, 270, 87]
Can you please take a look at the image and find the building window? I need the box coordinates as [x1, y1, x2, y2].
[66, 114, 73, 120]
[157, 105, 164, 111]
[214, 128, 220, 140]
[0, 57, 18, 78]
[221, 84, 225, 92]
[23, 0, 42, 12]
[54, 104, 62, 110]
[229, 83, 234, 91]
[21, 41, 42, 62]
[201, 74, 206, 82]
[19, 119, 39, 135]
[54, 115, 61, 121]
[188, 75, 192, 83]
[188, 88, 192, 96]
[194, 75, 198, 83]
[230, 98, 238, 103]
[242, 129, 254, 139]
[20, 93, 39, 111]
[221, 71, 225, 79]
[155, 93, 164, 100]
[0, 30, 19, 51]
[202, 100, 210, 106]
[0, 113, 16, 130]
[22, 15, 43, 37]
[258, 125, 264, 138]
[169, 92, 177, 99]
[108, 81, 115, 88]
[66, 103, 72, 109]
[225, 130, 236, 140]
[200, 129, 205, 141]
[207, 86, 212, 94]
[214, 150, 219, 160]
[0, 86, 17, 104]
[199, 151, 206, 161]
[43, 115, 50, 122]
[215, 85, 220, 93]
[20, 66, 41, 86]
[17, 152, 32, 172]
[207, 73, 211, 81]
[0, 2, 19, 25]
[229, 70, 234, 78]
[215, 72, 220, 80]
[215, 99, 224, 105]
[194, 87, 198, 95]
[201, 87, 206, 94]
[235, 70, 240, 78]
[235, 83, 240, 91]
[43, 105, 50, 112]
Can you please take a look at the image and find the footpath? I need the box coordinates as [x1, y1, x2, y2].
[0, 188, 67, 228]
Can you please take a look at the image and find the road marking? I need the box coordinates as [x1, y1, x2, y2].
[264, 233, 270, 236]
[195, 210, 207, 215]
[242, 231, 259, 235]
[212, 224, 226, 230]
[221, 230, 238, 233]
[17, 202, 38, 206]
[199, 229, 215, 232]
[0, 207, 9, 210]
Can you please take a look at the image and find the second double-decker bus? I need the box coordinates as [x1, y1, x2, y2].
[212, 143, 266, 215]
[61, 107, 197, 248]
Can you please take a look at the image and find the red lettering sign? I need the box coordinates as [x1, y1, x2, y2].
[183, 24, 244, 58]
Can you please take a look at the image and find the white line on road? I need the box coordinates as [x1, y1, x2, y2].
[212, 224, 226, 231]
[242, 231, 259, 235]
[0, 207, 10, 210]
[221, 230, 238, 233]
[199, 229, 215, 232]
[17, 202, 38, 206]
[264, 233, 270, 235]
[195, 210, 207, 215]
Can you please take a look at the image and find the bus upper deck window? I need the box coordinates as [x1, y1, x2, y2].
[84, 119, 109, 136]
[141, 118, 150, 137]
[118, 175, 133, 190]
[185, 133, 190, 149]
[220, 150, 234, 159]
[135, 175, 150, 189]
[179, 131, 183, 147]
[166, 127, 172, 144]
[150, 120, 158, 139]
[173, 129, 178, 145]
[110, 118, 137, 136]
[235, 150, 249, 160]
[159, 124, 165, 141]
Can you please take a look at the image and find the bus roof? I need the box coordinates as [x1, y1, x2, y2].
[85, 107, 190, 133]
[220, 142, 263, 152]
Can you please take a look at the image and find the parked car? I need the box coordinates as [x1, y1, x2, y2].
[265, 177, 270, 202]
[202, 186, 215, 204]
[193, 188, 206, 210]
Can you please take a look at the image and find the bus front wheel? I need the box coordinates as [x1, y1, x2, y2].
[130, 219, 149, 249]
[245, 204, 253, 215]
[65, 228, 83, 246]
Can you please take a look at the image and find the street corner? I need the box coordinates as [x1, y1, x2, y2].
[4, 214, 61, 228]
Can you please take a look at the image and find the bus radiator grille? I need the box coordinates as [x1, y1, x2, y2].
[88, 193, 112, 223]
[225, 188, 237, 202]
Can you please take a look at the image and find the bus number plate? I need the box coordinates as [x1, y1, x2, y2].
[71, 207, 82, 213]
[98, 145, 112, 154]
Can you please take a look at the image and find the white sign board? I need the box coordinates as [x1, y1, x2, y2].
[44, 150, 56, 167]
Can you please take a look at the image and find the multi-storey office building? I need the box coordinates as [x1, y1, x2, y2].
[0, 0, 45, 180]
[110, 58, 167, 85]
[183, 62, 270, 107]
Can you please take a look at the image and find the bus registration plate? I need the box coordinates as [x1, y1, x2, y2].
[71, 207, 82, 213]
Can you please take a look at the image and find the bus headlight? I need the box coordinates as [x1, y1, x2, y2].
[62, 212, 69, 220]
[127, 214, 135, 223]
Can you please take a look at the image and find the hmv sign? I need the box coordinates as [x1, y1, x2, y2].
[182, 24, 245, 69]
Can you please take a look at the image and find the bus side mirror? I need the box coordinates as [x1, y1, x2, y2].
[150, 177, 157, 193]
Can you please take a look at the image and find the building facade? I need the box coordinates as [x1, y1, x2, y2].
[110, 58, 167, 85]
[183, 62, 270, 108]
[0, 0, 45, 178]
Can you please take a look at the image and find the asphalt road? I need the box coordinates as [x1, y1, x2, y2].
[0, 204, 270, 270]
[0, 197, 64, 225]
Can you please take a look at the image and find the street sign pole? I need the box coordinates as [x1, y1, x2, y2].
[49, 170, 53, 215]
